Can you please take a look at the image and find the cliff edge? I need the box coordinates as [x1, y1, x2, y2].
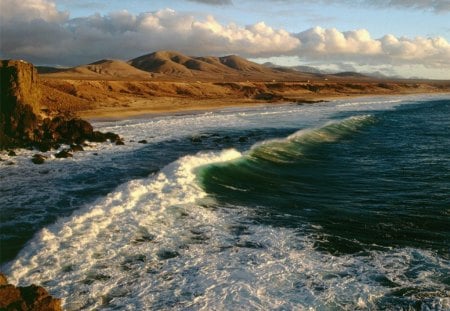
[0, 60, 122, 152]
[0, 60, 42, 147]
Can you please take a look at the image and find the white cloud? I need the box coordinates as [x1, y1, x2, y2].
[293, 27, 450, 68]
[0, 0, 449, 78]
[0, 1, 299, 64]
[0, 0, 68, 23]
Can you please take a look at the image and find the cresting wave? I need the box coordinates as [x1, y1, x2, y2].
[3, 149, 242, 309]
[3, 110, 449, 310]
[249, 114, 376, 163]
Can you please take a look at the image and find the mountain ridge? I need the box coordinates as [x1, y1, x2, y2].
[41, 50, 321, 81]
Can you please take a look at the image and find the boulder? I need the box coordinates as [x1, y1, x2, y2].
[55, 150, 73, 158]
[70, 144, 84, 152]
[31, 154, 46, 164]
[0, 273, 61, 311]
[41, 117, 93, 144]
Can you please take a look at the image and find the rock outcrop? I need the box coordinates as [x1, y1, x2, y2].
[1, 60, 42, 147]
[0, 273, 62, 311]
[1, 59, 122, 151]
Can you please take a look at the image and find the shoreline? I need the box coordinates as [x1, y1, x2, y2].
[80, 91, 450, 122]
[39, 76, 450, 122]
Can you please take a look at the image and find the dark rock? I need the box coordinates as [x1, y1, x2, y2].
[36, 141, 53, 152]
[157, 249, 179, 260]
[115, 139, 125, 145]
[55, 150, 73, 158]
[1, 60, 123, 153]
[42, 117, 93, 144]
[90, 131, 121, 143]
[0, 273, 61, 311]
[0, 284, 22, 309]
[190, 136, 202, 143]
[254, 92, 284, 101]
[7, 150, 16, 156]
[1, 60, 41, 149]
[70, 144, 84, 152]
[138, 139, 148, 144]
[31, 154, 46, 164]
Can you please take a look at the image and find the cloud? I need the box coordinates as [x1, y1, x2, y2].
[274, 0, 450, 13]
[293, 27, 450, 68]
[185, 0, 233, 5]
[1, 0, 449, 78]
[0, 1, 299, 65]
[372, 0, 450, 12]
[0, 0, 68, 23]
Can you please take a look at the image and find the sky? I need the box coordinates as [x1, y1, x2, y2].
[1, 0, 450, 79]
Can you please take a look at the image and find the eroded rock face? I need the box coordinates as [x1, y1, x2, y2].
[1, 60, 42, 147]
[0, 273, 62, 311]
[1, 59, 122, 152]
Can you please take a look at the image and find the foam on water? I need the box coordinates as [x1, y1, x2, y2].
[2, 94, 450, 310]
[4, 149, 242, 309]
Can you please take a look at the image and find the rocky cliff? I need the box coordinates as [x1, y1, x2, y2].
[0, 60, 122, 152]
[0, 60, 42, 147]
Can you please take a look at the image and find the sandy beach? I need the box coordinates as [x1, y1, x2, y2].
[40, 77, 450, 120]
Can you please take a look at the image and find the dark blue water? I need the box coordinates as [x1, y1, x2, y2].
[199, 100, 450, 257]
[0, 127, 291, 263]
[1, 97, 449, 310]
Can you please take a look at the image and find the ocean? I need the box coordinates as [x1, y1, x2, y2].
[1, 95, 449, 310]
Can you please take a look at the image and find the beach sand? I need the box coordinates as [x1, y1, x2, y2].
[40, 78, 450, 120]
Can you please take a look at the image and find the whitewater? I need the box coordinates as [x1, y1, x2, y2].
[1, 95, 449, 310]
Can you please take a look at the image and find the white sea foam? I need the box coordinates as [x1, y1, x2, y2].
[3, 95, 450, 310]
[4, 137, 449, 310]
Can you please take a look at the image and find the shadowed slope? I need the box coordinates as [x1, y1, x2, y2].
[44, 59, 153, 80]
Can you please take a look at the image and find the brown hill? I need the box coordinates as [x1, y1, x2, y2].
[219, 55, 270, 73]
[40, 50, 376, 82]
[44, 59, 153, 80]
[127, 50, 309, 81]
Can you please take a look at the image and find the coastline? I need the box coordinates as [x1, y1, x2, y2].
[38, 74, 450, 122]
[79, 91, 450, 122]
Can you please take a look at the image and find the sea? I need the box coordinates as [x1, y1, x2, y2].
[0, 95, 449, 310]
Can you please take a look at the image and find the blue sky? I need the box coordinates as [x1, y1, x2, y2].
[1, 0, 450, 78]
[56, 0, 450, 39]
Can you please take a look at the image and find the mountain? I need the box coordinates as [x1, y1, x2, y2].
[127, 50, 295, 80]
[263, 62, 324, 75]
[39, 50, 347, 81]
[331, 71, 369, 78]
[43, 59, 153, 80]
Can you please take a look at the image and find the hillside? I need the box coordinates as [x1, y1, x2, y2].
[32, 50, 450, 120]
[44, 59, 153, 80]
[42, 50, 319, 82]
[127, 50, 300, 81]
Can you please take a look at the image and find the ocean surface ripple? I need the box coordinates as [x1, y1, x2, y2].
[1, 95, 449, 310]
